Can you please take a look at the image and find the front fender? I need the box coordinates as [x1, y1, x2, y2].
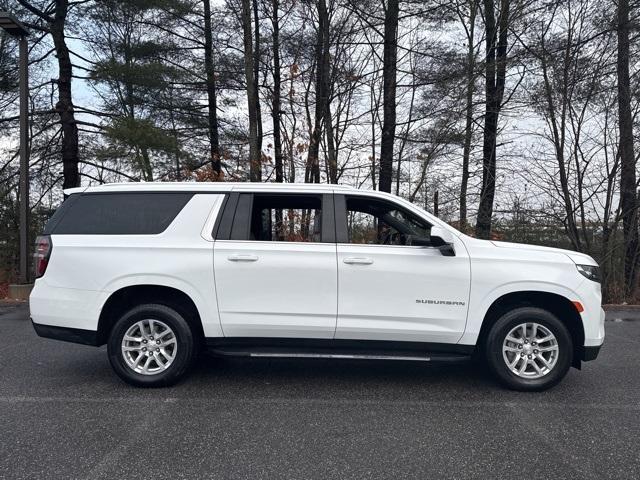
[458, 280, 585, 345]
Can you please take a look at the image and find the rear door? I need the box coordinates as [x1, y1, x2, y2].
[213, 192, 338, 338]
[334, 193, 471, 344]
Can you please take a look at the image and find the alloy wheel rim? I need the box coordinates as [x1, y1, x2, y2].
[121, 319, 178, 375]
[502, 322, 559, 379]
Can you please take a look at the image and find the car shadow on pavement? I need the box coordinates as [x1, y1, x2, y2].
[183, 352, 501, 394]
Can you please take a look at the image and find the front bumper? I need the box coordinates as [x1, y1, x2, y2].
[574, 274, 605, 347]
[580, 344, 602, 361]
[576, 306, 604, 364]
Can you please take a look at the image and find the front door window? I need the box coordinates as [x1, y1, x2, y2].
[345, 196, 431, 245]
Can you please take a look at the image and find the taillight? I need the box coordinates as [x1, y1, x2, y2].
[34, 235, 52, 279]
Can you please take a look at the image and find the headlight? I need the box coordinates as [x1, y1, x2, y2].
[576, 264, 600, 283]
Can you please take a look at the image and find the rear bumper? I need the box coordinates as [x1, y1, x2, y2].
[32, 320, 99, 346]
[29, 280, 102, 331]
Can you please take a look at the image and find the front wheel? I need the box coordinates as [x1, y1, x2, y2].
[485, 307, 573, 391]
[107, 304, 196, 387]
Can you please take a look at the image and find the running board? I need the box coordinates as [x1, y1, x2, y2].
[249, 352, 432, 362]
[208, 347, 470, 364]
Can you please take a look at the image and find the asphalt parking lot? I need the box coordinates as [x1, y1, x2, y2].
[1, 303, 639, 480]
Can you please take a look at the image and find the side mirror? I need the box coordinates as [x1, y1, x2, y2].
[407, 235, 432, 246]
[430, 225, 454, 245]
[429, 226, 456, 256]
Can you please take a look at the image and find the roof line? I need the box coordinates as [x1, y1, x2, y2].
[74, 182, 355, 192]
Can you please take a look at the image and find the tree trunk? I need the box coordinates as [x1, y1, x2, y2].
[140, 146, 153, 181]
[459, 0, 477, 232]
[253, 0, 263, 169]
[203, 0, 221, 178]
[370, 84, 378, 189]
[434, 190, 439, 217]
[476, 0, 509, 239]
[242, 0, 261, 181]
[324, 22, 337, 184]
[306, 0, 329, 184]
[167, 87, 181, 180]
[378, 0, 399, 193]
[326, 100, 338, 184]
[51, 0, 79, 190]
[617, 0, 639, 299]
[271, 0, 283, 182]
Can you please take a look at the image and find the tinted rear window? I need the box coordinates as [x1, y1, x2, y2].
[46, 193, 193, 235]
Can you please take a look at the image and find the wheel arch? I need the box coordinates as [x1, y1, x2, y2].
[477, 291, 585, 367]
[97, 284, 205, 346]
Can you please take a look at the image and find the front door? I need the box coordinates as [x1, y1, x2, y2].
[213, 192, 337, 338]
[335, 194, 471, 344]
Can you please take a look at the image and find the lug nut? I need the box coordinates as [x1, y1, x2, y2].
[142, 340, 147, 344]
[532, 342, 537, 346]
[156, 340, 161, 345]
[528, 354, 532, 359]
[149, 351, 153, 356]
[150, 336, 154, 340]
[156, 348, 160, 352]
[518, 345, 523, 349]
[142, 347, 147, 352]
[524, 340, 529, 344]
[520, 353, 524, 357]
[534, 349, 538, 354]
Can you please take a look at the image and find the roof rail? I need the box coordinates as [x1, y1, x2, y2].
[76, 182, 357, 194]
[90, 182, 354, 189]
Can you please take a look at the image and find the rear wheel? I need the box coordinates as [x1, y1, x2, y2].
[485, 307, 573, 391]
[107, 304, 196, 387]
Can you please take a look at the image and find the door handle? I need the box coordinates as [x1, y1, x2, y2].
[227, 254, 259, 262]
[343, 257, 374, 265]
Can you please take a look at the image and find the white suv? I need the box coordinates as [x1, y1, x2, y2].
[30, 183, 604, 390]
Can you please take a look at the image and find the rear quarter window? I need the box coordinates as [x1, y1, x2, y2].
[45, 192, 193, 235]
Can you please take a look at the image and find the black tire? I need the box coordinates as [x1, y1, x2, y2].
[485, 307, 573, 391]
[107, 304, 196, 387]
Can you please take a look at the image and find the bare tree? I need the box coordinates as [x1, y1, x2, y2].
[253, 0, 263, 169]
[617, 0, 638, 298]
[306, 0, 330, 183]
[378, 0, 399, 193]
[269, 0, 284, 182]
[203, 0, 222, 178]
[242, 0, 261, 180]
[476, 0, 510, 238]
[18, 0, 79, 190]
[457, 0, 478, 232]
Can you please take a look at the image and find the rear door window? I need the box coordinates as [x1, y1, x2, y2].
[225, 193, 335, 243]
[46, 192, 193, 235]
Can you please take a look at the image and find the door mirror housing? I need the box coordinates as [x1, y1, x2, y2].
[430, 225, 455, 245]
[428, 226, 456, 256]
[407, 235, 432, 247]
[406, 226, 455, 248]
